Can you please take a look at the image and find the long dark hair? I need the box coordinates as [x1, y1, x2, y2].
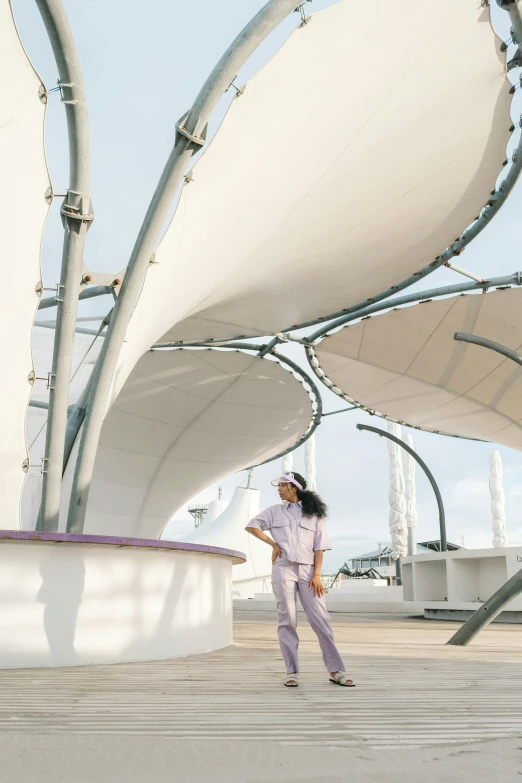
[291, 471, 328, 519]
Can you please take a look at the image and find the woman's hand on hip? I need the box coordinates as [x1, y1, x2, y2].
[271, 543, 281, 564]
[308, 573, 324, 597]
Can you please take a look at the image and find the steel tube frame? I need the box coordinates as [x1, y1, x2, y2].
[35, 0, 93, 531]
[66, 0, 299, 532]
[308, 273, 522, 343]
[29, 400, 50, 410]
[454, 332, 522, 366]
[38, 285, 112, 311]
[34, 321, 106, 337]
[66, 0, 522, 532]
[447, 324, 522, 645]
[189, 273, 522, 352]
[152, 343, 323, 468]
[356, 423, 447, 552]
[322, 406, 358, 417]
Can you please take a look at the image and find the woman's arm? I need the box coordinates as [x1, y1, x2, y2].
[309, 549, 324, 596]
[245, 526, 281, 564]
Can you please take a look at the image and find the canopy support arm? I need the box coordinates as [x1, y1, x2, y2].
[307, 273, 522, 343]
[35, 0, 93, 532]
[356, 423, 447, 552]
[454, 332, 522, 367]
[446, 326, 522, 645]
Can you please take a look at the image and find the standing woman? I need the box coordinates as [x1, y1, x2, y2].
[246, 471, 354, 688]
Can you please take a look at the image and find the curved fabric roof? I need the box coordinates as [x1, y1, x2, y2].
[312, 288, 522, 450]
[1, 3, 50, 528]
[63, 348, 313, 539]
[110, 0, 512, 406]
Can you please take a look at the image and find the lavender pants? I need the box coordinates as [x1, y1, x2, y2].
[272, 558, 345, 674]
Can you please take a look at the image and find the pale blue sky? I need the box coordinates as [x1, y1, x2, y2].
[14, 1, 522, 569]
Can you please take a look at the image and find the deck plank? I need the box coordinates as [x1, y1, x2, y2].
[0, 612, 521, 749]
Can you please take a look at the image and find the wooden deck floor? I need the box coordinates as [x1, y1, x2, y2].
[1, 611, 522, 750]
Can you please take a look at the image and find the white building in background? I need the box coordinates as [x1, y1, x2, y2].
[348, 541, 464, 583]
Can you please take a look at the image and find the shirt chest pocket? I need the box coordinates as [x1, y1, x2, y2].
[271, 518, 291, 543]
[298, 517, 317, 547]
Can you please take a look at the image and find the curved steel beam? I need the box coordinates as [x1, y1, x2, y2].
[356, 423, 447, 552]
[152, 342, 323, 468]
[35, 0, 93, 531]
[308, 273, 522, 343]
[454, 332, 522, 367]
[303, 281, 522, 445]
[66, 0, 301, 533]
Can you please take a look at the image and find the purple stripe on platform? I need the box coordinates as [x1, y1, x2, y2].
[0, 530, 246, 564]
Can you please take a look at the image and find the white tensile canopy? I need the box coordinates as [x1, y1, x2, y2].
[174, 483, 272, 595]
[60, 349, 313, 539]
[109, 0, 511, 412]
[1, 3, 50, 528]
[313, 289, 522, 450]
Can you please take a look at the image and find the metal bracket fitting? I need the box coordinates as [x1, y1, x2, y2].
[226, 77, 245, 97]
[295, 1, 312, 27]
[58, 80, 77, 105]
[175, 112, 207, 147]
[60, 190, 94, 228]
[54, 283, 64, 303]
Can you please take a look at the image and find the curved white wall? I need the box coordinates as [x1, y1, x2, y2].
[0, 534, 242, 668]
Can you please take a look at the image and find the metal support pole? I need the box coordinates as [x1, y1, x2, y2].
[258, 336, 281, 357]
[34, 321, 107, 337]
[35, 0, 93, 532]
[322, 406, 358, 417]
[444, 261, 485, 284]
[62, 314, 112, 472]
[447, 567, 522, 646]
[29, 400, 50, 410]
[38, 285, 112, 311]
[454, 332, 522, 367]
[395, 558, 403, 587]
[356, 423, 447, 552]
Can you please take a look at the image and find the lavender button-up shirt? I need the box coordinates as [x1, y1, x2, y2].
[246, 501, 331, 565]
